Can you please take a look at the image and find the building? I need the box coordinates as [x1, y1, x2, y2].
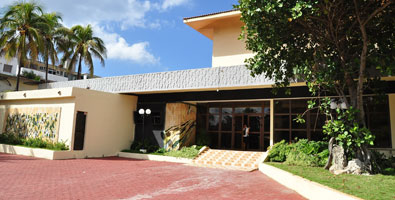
[0, 55, 98, 92]
[0, 10, 394, 159]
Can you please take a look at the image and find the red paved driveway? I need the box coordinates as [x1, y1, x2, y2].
[0, 153, 305, 200]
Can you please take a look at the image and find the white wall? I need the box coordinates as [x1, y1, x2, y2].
[0, 56, 19, 76]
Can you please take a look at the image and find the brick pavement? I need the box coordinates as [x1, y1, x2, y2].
[0, 153, 305, 200]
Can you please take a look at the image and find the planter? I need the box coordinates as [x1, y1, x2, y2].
[118, 152, 193, 164]
[0, 143, 80, 160]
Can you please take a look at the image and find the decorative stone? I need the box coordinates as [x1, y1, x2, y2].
[329, 145, 347, 174]
[344, 159, 365, 175]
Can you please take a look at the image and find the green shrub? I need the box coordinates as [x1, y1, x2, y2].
[286, 139, 328, 167]
[0, 133, 68, 151]
[268, 139, 329, 167]
[22, 70, 41, 81]
[164, 145, 201, 159]
[267, 140, 292, 162]
[0, 132, 23, 145]
[130, 140, 160, 153]
[22, 137, 69, 150]
[371, 150, 395, 172]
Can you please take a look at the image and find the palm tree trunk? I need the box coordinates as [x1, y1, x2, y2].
[77, 54, 82, 80]
[45, 54, 49, 83]
[16, 58, 23, 91]
[16, 34, 26, 91]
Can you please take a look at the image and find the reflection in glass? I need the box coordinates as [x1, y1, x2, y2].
[221, 115, 232, 131]
[222, 108, 232, 114]
[249, 116, 261, 132]
[208, 115, 219, 131]
[235, 107, 262, 113]
[209, 107, 219, 114]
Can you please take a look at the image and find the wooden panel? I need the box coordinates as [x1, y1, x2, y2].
[164, 103, 197, 150]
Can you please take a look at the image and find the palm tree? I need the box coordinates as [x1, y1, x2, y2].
[40, 12, 62, 83]
[64, 25, 106, 79]
[0, 2, 47, 91]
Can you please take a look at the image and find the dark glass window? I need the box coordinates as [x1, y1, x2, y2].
[221, 115, 232, 131]
[3, 64, 12, 73]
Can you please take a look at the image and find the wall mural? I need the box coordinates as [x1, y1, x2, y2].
[164, 103, 196, 151]
[3, 107, 61, 141]
[164, 120, 196, 151]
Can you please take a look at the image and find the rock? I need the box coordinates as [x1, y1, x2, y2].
[344, 159, 365, 175]
[329, 145, 347, 173]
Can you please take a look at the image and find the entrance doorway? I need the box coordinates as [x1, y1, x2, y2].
[73, 111, 87, 150]
[196, 101, 270, 151]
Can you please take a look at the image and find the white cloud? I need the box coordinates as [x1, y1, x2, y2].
[161, 0, 190, 10]
[93, 25, 159, 64]
[1, 0, 190, 65]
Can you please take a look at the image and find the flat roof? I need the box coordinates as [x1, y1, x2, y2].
[183, 9, 239, 21]
[183, 9, 241, 39]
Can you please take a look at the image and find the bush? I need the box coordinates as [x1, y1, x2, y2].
[0, 132, 23, 145]
[22, 137, 68, 150]
[267, 140, 292, 162]
[164, 145, 201, 159]
[268, 139, 329, 167]
[371, 150, 395, 172]
[0, 132, 68, 151]
[22, 70, 41, 81]
[130, 140, 160, 153]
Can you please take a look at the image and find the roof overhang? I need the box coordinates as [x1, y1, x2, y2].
[183, 10, 241, 40]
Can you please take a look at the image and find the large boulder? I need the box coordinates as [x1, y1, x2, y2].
[329, 145, 347, 174]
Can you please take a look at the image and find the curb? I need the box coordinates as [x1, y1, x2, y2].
[118, 152, 193, 164]
[259, 163, 363, 200]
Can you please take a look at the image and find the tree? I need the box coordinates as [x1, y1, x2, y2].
[236, 0, 394, 173]
[0, 2, 47, 91]
[63, 25, 106, 79]
[40, 12, 62, 83]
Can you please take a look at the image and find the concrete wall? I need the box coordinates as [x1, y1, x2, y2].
[40, 65, 277, 94]
[212, 17, 254, 67]
[0, 78, 38, 92]
[0, 87, 138, 159]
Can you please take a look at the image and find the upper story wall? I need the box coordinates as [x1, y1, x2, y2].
[212, 17, 253, 67]
[184, 10, 253, 68]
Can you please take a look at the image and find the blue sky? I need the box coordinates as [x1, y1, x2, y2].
[2, 0, 239, 77]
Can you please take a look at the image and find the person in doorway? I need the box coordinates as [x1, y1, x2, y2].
[242, 124, 250, 150]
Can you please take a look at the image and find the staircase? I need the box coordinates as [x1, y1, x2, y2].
[192, 148, 267, 171]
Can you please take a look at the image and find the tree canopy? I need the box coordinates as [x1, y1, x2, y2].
[236, 0, 394, 173]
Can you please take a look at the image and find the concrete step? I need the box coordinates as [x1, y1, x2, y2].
[192, 148, 267, 171]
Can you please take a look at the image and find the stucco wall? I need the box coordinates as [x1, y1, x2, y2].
[0, 97, 75, 147]
[212, 17, 254, 67]
[0, 87, 138, 159]
[71, 88, 137, 157]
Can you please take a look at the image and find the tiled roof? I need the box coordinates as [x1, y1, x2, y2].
[183, 9, 239, 20]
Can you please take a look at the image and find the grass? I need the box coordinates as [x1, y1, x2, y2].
[121, 145, 202, 159]
[267, 162, 395, 200]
